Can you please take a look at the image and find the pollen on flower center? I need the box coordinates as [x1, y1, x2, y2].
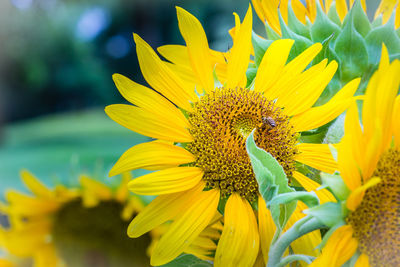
[186, 87, 298, 202]
[52, 200, 151, 266]
[347, 149, 400, 267]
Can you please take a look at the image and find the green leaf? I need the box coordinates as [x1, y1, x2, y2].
[159, 254, 212, 267]
[246, 131, 296, 232]
[252, 32, 272, 66]
[365, 16, 400, 65]
[334, 14, 369, 83]
[265, 24, 281, 40]
[303, 202, 344, 227]
[246, 67, 257, 87]
[279, 12, 313, 61]
[320, 173, 351, 201]
[268, 191, 320, 208]
[310, 2, 341, 43]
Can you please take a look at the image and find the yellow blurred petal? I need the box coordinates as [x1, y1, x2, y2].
[105, 104, 193, 143]
[0, 259, 14, 267]
[226, 6, 252, 89]
[115, 172, 131, 203]
[127, 182, 204, 238]
[255, 39, 294, 93]
[5, 191, 59, 216]
[133, 33, 195, 111]
[292, 0, 308, 24]
[252, 0, 266, 23]
[112, 73, 189, 126]
[176, 7, 214, 93]
[261, 0, 282, 34]
[306, 0, 317, 22]
[20, 170, 53, 199]
[34, 245, 61, 267]
[80, 175, 112, 207]
[128, 167, 203, 195]
[258, 195, 276, 263]
[375, 0, 398, 23]
[215, 193, 259, 267]
[292, 171, 335, 204]
[310, 225, 357, 267]
[346, 177, 381, 211]
[109, 141, 195, 176]
[295, 143, 338, 174]
[121, 197, 143, 221]
[336, 0, 348, 21]
[150, 188, 219, 266]
[393, 95, 400, 148]
[396, 4, 400, 29]
[355, 253, 370, 267]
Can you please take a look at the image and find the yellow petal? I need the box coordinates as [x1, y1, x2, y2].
[105, 104, 193, 142]
[292, 171, 335, 204]
[292, 0, 308, 24]
[252, 0, 266, 23]
[255, 39, 294, 93]
[109, 141, 195, 176]
[290, 78, 360, 132]
[261, 0, 282, 34]
[355, 253, 370, 267]
[281, 60, 338, 116]
[133, 33, 195, 111]
[295, 143, 338, 174]
[393, 95, 400, 148]
[128, 167, 203, 195]
[176, 7, 214, 93]
[258, 195, 276, 263]
[287, 204, 321, 258]
[112, 73, 189, 127]
[375, 0, 398, 24]
[309, 225, 357, 267]
[215, 193, 259, 267]
[150, 188, 219, 266]
[157, 44, 190, 66]
[346, 177, 381, 211]
[34, 244, 60, 267]
[226, 6, 252, 89]
[115, 172, 132, 203]
[127, 181, 204, 238]
[20, 170, 53, 199]
[80, 175, 112, 207]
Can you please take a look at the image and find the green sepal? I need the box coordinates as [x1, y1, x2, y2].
[265, 24, 281, 40]
[310, 2, 341, 43]
[323, 114, 345, 144]
[320, 172, 351, 201]
[371, 15, 383, 28]
[286, 5, 311, 39]
[334, 13, 369, 83]
[252, 32, 272, 66]
[327, 3, 342, 26]
[316, 221, 345, 250]
[349, 0, 371, 37]
[279, 12, 313, 61]
[365, 15, 400, 65]
[246, 131, 296, 233]
[268, 191, 320, 208]
[159, 254, 212, 267]
[303, 202, 344, 227]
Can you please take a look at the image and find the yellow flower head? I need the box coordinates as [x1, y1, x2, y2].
[311, 45, 400, 267]
[0, 170, 154, 267]
[252, 0, 400, 34]
[105, 5, 360, 266]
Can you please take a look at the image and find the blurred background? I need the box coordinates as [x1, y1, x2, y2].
[0, 0, 254, 195]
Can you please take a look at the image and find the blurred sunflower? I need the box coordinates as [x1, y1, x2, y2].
[0, 170, 157, 267]
[310, 46, 400, 267]
[105, 5, 360, 266]
[252, 0, 400, 34]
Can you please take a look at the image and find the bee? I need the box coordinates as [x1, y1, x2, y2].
[257, 116, 276, 131]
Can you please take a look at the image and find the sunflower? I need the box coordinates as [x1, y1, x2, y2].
[310, 46, 400, 267]
[252, 0, 399, 35]
[105, 5, 360, 266]
[0, 170, 157, 267]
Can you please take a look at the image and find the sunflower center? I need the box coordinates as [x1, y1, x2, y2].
[347, 149, 400, 267]
[186, 87, 298, 202]
[52, 199, 151, 267]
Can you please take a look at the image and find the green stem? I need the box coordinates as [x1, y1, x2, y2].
[277, 255, 315, 267]
[267, 216, 326, 267]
